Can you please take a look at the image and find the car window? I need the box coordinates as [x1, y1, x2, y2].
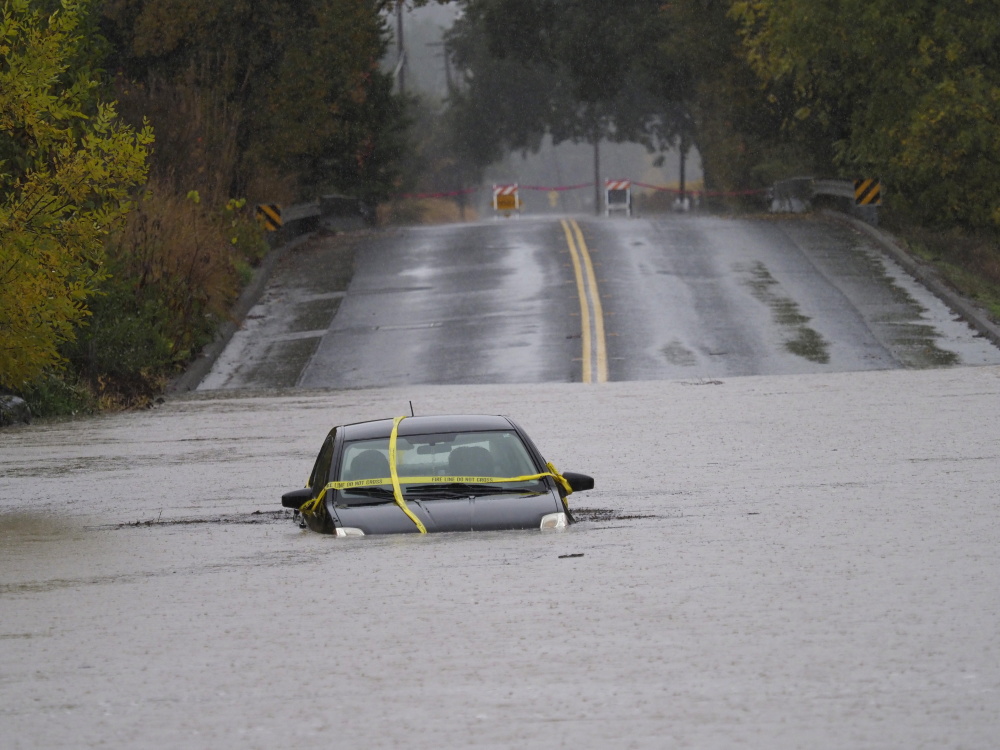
[338, 430, 544, 497]
[308, 432, 336, 491]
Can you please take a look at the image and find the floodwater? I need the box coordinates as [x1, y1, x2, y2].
[3, 369, 1000, 747]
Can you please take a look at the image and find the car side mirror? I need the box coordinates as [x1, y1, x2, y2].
[281, 487, 314, 509]
[561, 472, 594, 492]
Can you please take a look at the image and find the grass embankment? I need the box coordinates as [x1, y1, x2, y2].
[894, 225, 1000, 323]
[379, 198, 479, 225]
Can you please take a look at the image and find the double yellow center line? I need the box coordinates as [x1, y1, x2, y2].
[560, 219, 608, 384]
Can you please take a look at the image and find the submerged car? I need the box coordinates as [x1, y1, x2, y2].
[282, 414, 594, 536]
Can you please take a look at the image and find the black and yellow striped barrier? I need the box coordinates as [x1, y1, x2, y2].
[854, 178, 882, 206]
[255, 204, 282, 231]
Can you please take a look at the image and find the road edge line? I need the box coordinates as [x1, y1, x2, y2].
[820, 209, 1000, 350]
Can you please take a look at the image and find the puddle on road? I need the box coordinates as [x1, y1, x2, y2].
[892, 328, 960, 367]
[785, 326, 829, 362]
[775, 221, 970, 368]
[842, 238, 960, 367]
[662, 340, 698, 366]
[868, 306, 960, 368]
[743, 261, 831, 364]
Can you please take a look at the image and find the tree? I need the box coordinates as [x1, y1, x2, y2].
[101, 0, 409, 203]
[446, 11, 573, 163]
[732, 0, 1000, 228]
[0, 0, 152, 389]
[447, 0, 675, 210]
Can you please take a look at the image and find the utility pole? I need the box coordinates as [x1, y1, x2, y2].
[396, 2, 407, 95]
[679, 132, 687, 209]
[427, 39, 463, 220]
[593, 130, 602, 216]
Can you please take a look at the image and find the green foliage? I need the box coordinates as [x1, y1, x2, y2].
[898, 224, 1000, 323]
[224, 197, 268, 263]
[732, 0, 1000, 229]
[630, 0, 818, 195]
[447, 0, 676, 169]
[18, 368, 96, 417]
[63, 280, 174, 379]
[266, 1, 408, 201]
[460, 0, 665, 106]
[446, 0, 795, 195]
[0, 0, 153, 390]
[52, 182, 268, 408]
[446, 12, 569, 165]
[102, 0, 409, 203]
[4, 0, 427, 413]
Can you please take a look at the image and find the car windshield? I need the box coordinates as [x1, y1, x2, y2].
[337, 430, 546, 500]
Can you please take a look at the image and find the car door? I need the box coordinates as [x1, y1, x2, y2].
[307, 430, 336, 500]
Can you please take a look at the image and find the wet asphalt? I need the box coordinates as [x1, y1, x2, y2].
[199, 214, 1000, 392]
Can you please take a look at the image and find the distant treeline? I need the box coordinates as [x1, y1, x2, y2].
[440, 0, 1000, 230]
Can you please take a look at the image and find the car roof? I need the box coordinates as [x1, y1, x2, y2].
[340, 414, 517, 441]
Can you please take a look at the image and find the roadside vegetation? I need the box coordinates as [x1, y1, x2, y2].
[3, 0, 1000, 420]
[2, 0, 414, 416]
[729, 0, 1000, 322]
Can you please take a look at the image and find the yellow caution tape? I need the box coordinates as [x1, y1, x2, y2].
[389, 416, 427, 533]
[298, 416, 574, 532]
[326, 470, 565, 491]
[546, 462, 573, 495]
[298, 491, 324, 517]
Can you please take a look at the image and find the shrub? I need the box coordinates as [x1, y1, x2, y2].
[18, 371, 96, 419]
[21, 183, 270, 413]
[378, 198, 478, 225]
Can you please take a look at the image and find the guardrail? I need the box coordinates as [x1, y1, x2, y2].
[256, 194, 373, 241]
[812, 178, 857, 200]
[771, 177, 879, 225]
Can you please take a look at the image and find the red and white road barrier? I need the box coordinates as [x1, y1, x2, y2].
[605, 179, 633, 217]
[391, 180, 770, 203]
[493, 184, 521, 214]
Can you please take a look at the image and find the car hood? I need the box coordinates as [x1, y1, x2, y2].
[332, 490, 563, 535]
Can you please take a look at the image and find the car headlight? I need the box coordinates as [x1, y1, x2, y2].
[334, 527, 365, 537]
[540, 512, 568, 530]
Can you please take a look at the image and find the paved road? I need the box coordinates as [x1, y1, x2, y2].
[200, 214, 1000, 391]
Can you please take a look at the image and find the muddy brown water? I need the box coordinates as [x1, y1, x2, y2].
[3, 371, 1000, 748]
